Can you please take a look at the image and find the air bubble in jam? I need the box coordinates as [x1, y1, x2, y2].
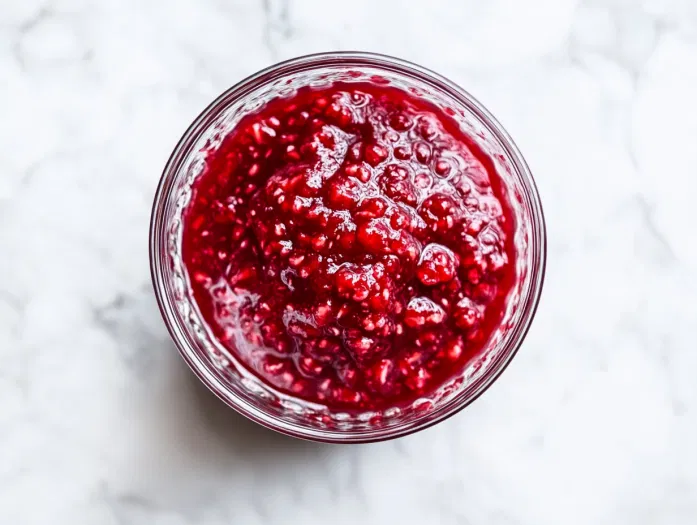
[182, 81, 516, 411]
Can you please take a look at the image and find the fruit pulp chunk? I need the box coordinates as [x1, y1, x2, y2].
[182, 81, 516, 410]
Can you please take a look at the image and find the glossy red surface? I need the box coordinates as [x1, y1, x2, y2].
[182, 82, 516, 410]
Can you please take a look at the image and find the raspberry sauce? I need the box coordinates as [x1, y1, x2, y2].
[182, 82, 516, 410]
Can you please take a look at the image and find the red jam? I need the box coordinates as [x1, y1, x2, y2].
[182, 82, 516, 410]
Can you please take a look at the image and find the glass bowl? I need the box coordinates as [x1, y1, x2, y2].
[150, 51, 546, 443]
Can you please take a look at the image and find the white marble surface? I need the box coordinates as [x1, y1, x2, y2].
[1, 0, 697, 523]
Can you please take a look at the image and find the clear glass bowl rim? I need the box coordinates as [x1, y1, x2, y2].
[150, 51, 547, 443]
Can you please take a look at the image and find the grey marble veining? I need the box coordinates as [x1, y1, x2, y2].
[1, 0, 696, 523]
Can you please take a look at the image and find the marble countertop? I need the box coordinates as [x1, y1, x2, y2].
[2, 0, 696, 523]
